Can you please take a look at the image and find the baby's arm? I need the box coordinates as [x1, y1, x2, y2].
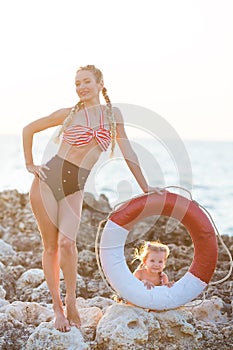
[161, 273, 174, 287]
[134, 269, 155, 289]
[133, 269, 142, 280]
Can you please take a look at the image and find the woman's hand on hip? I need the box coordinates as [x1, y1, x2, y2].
[26, 164, 50, 181]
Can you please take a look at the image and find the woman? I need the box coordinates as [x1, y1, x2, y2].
[23, 65, 162, 332]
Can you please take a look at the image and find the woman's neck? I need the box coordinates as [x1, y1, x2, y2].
[83, 98, 101, 108]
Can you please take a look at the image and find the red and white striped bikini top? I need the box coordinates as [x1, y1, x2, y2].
[62, 107, 111, 151]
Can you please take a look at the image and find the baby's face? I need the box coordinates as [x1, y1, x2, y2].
[144, 251, 166, 274]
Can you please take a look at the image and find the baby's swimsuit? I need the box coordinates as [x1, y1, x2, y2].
[43, 107, 111, 201]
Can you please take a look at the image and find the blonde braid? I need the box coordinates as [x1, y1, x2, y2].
[53, 101, 83, 144]
[77, 65, 116, 156]
[102, 87, 116, 157]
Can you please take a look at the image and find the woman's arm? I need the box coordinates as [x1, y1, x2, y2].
[22, 108, 69, 177]
[114, 107, 162, 193]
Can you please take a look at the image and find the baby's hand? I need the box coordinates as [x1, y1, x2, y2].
[165, 281, 175, 288]
[142, 280, 155, 290]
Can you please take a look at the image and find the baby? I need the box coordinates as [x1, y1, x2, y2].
[133, 241, 174, 289]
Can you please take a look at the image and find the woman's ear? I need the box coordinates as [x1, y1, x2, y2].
[99, 79, 104, 91]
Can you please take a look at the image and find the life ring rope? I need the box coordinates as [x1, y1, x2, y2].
[95, 186, 232, 306]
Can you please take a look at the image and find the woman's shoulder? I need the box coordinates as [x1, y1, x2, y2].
[55, 107, 73, 118]
[112, 106, 124, 123]
[48, 107, 73, 123]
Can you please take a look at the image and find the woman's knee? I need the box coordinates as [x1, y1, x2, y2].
[59, 235, 76, 253]
[43, 243, 59, 256]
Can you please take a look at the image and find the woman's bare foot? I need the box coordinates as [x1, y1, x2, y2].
[54, 305, 71, 332]
[65, 296, 81, 328]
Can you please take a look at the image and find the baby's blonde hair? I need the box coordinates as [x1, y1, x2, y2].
[54, 65, 116, 156]
[132, 241, 170, 268]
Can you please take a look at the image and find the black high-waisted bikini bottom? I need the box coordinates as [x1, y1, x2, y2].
[43, 155, 90, 201]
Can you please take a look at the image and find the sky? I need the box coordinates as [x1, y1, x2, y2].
[0, 0, 232, 141]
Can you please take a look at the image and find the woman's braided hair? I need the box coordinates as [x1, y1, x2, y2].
[54, 65, 116, 156]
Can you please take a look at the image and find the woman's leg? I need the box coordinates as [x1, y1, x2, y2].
[29, 177, 70, 332]
[58, 190, 84, 328]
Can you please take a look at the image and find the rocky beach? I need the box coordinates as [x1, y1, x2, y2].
[0, 189, 232, 349]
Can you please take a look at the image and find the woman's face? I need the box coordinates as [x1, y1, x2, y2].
[75, 70, 103, 103]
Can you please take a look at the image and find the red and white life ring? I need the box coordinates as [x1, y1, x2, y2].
[99, 191, 218, 310]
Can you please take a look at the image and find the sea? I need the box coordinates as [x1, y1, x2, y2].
[1, 132, 233, 237]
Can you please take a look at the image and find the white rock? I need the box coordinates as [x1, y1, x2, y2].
[0, 239, 16, 256]
[0, 285, 8, 309]
[76, 296, 114, 311]
[16, 268, 44, 290]
[25, 321, 90, 350]
[190, 296, 228, 323]
[96, 304, 155, 349]
[30, 280, 51, 302]
[96, 303, 202, 349]
[79, 306, 102, 328]
[0, 299, 9, 310]
[3, 301, 53, 326]
[19, 221, 25, 230]
[0, 285, 6, 299]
